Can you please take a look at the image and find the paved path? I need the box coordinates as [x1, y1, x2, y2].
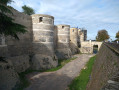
[25, 54, 94, 90]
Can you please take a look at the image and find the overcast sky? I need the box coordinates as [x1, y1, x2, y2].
[10, 0, 119, 40]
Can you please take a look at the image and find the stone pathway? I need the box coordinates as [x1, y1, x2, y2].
[25, 54, 94, 90]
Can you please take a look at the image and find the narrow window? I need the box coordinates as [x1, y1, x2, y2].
[62, 26, 64, 29]
[39, 17, 43, 22]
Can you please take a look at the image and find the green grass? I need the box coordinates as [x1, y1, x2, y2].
[45, 57, 77, 72]
[18, 57, 77, 90]
[68, 55, 96, 90]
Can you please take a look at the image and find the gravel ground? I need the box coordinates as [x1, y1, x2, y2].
[25, 54, 94, 90]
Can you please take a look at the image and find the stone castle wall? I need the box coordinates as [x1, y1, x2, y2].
[0, 9, 33, 90]
[80, 41, 102, 53]
[0, 60, 20, 90]
[87, 43, 119, 90]
[0, 9, 33, 73]
[70, 28, 79, 54]
[31, 14, 58, 70]
[55, 25, 72, 59]
[6, 9, 33, 73]
[54, 25, 58, 50]
[70, 28, 78, 46]
[0, 8, 103, 90]
[32, 14, 54, 56]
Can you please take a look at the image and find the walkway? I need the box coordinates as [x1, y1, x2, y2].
[25, 54, 94, 90]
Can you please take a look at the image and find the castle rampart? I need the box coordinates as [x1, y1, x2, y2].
[70, 28, 80, 54]
[55, 24, 72, 59]
[0, 8, 102, 90]
[32, 14, 55, 56]
[70, 28, 78, 46]
[31, 14, 58, 70]
[0, 9, 33, 90]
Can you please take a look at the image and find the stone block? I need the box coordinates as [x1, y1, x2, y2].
[0, 45, 8, 57]
[31, 54, 58, 70]
[9, 55, 30, 73]
[0, 60, 19, 90]
[56, 48, 72, 59]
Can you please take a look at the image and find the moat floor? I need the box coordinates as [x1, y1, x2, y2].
[25, 54, 94, 90]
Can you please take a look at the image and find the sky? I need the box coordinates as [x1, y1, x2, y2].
[9, 0, 119, 40]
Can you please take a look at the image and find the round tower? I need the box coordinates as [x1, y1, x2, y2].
[56, 24, 72, 59]
[70, 28, 79, 54]
[31, 14, 57, 70]
[54, 25, 58, 50]
[70, 28, 78, 46]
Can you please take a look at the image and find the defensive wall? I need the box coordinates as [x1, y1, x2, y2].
[80, 40, 102, 53]
[31, 14, 58, 70]
[0, 9, 33, 90]
[55, 25, 72, 59]
[87, 43, 119, 90]
[70, 28, 79, 54]
[0, 9, 72, 90]
[0, 8, 103, 90]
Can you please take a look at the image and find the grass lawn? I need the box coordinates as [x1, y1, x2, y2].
[18, 57, 77, 90]
[68, 55, 96, 90]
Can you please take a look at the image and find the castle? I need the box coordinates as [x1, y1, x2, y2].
[0, 9, 102, 90]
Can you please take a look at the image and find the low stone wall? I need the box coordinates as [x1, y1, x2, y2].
[87, 43, 119, 90]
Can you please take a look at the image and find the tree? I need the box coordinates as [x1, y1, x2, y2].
[115, 31, 119, 41]
[22, 5, 35, 15]
[96, 29, 109, 41]
[0, 0, 27, 40]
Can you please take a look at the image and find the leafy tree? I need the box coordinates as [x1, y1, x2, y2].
[115, 31, 119, 41]
[22, 5, 35, 15]
[0, 0, 27, 40]
[96, 29, 109, 41]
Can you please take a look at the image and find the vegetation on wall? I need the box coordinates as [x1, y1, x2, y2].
[68, 55, 96, 90]
[96, 29, 109, 41]
[22, 5, 35, 15]
[0, 0, 27, 40]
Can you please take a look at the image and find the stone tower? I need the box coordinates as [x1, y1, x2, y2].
[70, 28, 78, 46]
[54, 25, 58, 50]
[31, 14, 58, 70]
[78, 28, 87, 42]
[70, 28, 79, 54]
[56, 24, 72, 59]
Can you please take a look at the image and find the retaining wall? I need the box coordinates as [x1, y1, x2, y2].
[87, 43, 119, 90]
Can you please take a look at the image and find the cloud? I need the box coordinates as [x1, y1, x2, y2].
[9, 0, 24, 11]
[9, 0, 119, 40]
